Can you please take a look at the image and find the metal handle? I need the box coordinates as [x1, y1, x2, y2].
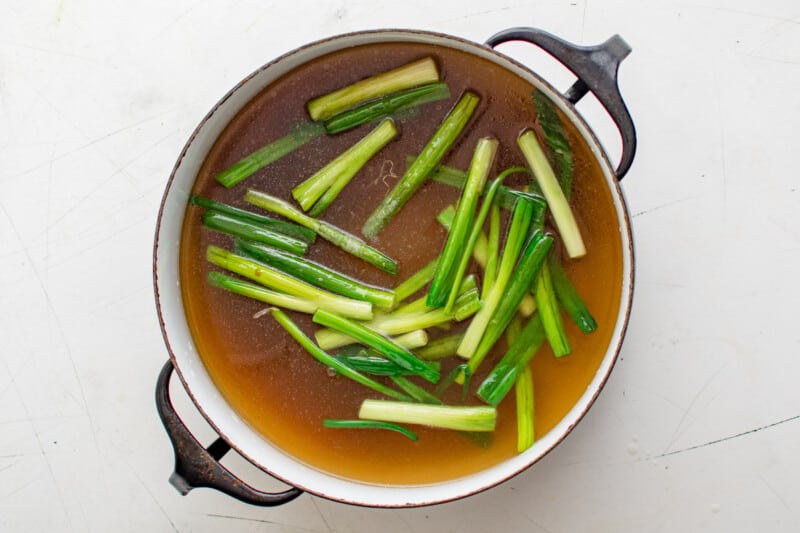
[155, 360, 303, 506]
[486, 27, 637, 180]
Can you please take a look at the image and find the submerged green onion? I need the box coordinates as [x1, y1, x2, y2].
[207, 271, 318, 314]
[202, 211, 308, 255]
[414, 334, 464, 361]
[362, 91, 480, 239]
[393, 258, 438, 304]
[533, 89, 574, 199]
[322, 419, 419, 441]
[515, 364, 535, 452]
[390, 376, 442, 404]
[359, 399, 496, 432]
[245, 189, 398, 274]
[308, 57, 440, 121]
[336, 351, 440, 377]
[547, 254, 597, 333]
[534, 261, 571, 357]
[216, 121, 324, 188]
[269, 308, 409, 401]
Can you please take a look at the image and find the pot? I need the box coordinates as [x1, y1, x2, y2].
[153, 26, 636, 508]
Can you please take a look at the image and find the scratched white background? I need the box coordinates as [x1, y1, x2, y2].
[1, 0, 799, 531]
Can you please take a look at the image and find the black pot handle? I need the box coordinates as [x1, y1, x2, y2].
[486, 27, 637, 180]
[155, 360, 303, 506]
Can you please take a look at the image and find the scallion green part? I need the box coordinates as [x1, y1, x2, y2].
[414, 334, 464, 360]
[547, 254, 597, 333]
[390, 376, 442, 404]
[359, 399, 496, 432]
[322, 419, 419, 441]
[207, 271, 318, 314]
[515, 364, 535, 452]
[532, 89, 574, 199]
[203, 211, 308, 255]
[534, 261, 571, 357]
[393, 258, 438, 304]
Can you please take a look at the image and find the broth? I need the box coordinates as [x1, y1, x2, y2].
[179, 41, 623, 485]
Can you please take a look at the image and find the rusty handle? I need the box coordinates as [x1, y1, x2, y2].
[155, 360, 303, 506]
[486, 27, 637, 180]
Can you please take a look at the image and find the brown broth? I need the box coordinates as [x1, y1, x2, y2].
[179, 41, 623, 485]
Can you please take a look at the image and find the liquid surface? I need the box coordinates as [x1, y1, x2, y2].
[180, 41, 623, 485]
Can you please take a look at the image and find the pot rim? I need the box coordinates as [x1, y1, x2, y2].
[153, 27, 634, 508]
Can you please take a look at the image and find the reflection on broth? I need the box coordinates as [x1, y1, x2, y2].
[179, 42, 622, 485]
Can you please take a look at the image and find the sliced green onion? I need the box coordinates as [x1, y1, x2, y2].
[428, 137, 498, 308]
[323, 82, 451, 134]
[292, 118, 397, 213]
[336, 351, 440, 377]
[393, 258, 438, 304]
[207, 271, 318, 314]
[322, 419, 419, 441]
[483, 203, 501, 300]
[390, 376, 442, 404]
[235, 239, 395, 308]
[533, 89, 574, 199]
[269, 308, 409, 401]
[518, 129, 585, 258]
[206, 245, 373, 320]
[362, 91, 480, 239]
[359, 399, 496, 432]
[414, 334, 464, 361]
[534, 261, 571, 357]
[308, 57, 440, 121]
[548, 254, 597, 333]
[245, 189, 398, 274]
[312, 309, 439, 384]
[190, 195, 316, 243]
[203, 212, 308, 255]
[216, 121, 324, 188]
[516, 364, 535, 452]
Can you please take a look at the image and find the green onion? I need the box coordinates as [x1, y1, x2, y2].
[292, 119, 397, 214]
[518, 129, 585, 258]
[323, 82, 451, 134]
[312, 309, 440, 384]
[548, 254, 597, 333]
[428, 138, 498, 308]
[307, 57, 440, 121]
[516, 364, 535, 452]
[245, 189, 398, 274]
[207, 271, 318, 314]
[269, 308, 409, 401]
[216, 121, 324, 188]
[206, 245, 373, 320]
[477, 314, 545, 406]
[203, 212, 308, 255]
[483, 203, 501, 300]
[435, 364, 471, 402]
[465, 230, 553, 376]
[457, 198, 534, 360]
[414, 334, 464, 361]
[190, 195, 316, 243]
[393, 258, 438, 304]
[336, 351, 439, 377]
[235, 239, 395, 308]
[359, 399, 496, 432]
[436, 204, 490, 269]
[362, 91, 480, 239]
[322, 419, 418, 441]
[533, 89, 574, 199]
[393, 274, 477, 316]
[390, 376, 442, 404]
[534, 261, 571, 357]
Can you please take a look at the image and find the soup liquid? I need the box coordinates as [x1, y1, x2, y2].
[180, 42, 623, 485]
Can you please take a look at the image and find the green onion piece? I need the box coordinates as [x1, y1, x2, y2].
[534, 261, 571, 357]
[336, 351, 440, 377]
[235, 240, 395, 308]
[518, 294, 537, 317]
[207, 271, 318, 314]
[390, 376, 442, 404]
[362, 91, 480, 239]
[414, 334, 464, 361]
[466, 231, 553, 375]
[483, 203, 501, 300]
[457, 198, 534, 360]
[436, 204, 490, 268]
[292, 118, 397, 213]
[312, 309, 439, 384]
[190, 195, 316, 243]
[216, 121, 324, 188]
[428, 137, 498, 309]
[393, 258, 438, 304]
[203, 212, 308, 255]
[245, 189, 398, 274]
[322, 419, 419, 441]
[307, 57, 440, 121]
[269, 308, 409, 401]
[206, 245, 373, 320]
[394, 274, 477, 316]
[548, 254, 597, 333]
[518, 129, 585, 258]
[435, 364, 471, 402]
[533, 89, 574, 199]
[323, 82, 451, 134]
[477, 314, 545, 406]
[359, 399, 496, 432]
[516, 364, 535, 452]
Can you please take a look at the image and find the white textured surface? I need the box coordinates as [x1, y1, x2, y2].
[1, 1, 799, 531]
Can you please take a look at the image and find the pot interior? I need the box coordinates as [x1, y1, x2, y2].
[155, 29, 633, 507]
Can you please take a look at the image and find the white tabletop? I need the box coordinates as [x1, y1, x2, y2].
[2, 1, 799, 531]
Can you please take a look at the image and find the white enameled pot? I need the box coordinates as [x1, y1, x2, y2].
[154, 27, 636, 508]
